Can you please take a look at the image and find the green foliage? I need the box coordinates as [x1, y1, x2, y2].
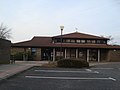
[13, 52, 23, 60]
[11, 51, 33, 60]
[57, 59, 89, 68]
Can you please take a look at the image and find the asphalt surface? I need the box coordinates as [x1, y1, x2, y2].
[0, 62, 120, 90]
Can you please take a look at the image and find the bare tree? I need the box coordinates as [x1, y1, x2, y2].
[107, 35, 117, 45]
[100, 35, 117, 45]
[0, 23, 11, 39]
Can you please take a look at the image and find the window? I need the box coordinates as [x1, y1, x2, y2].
[63, 39, 66, 43]
[97, 40, 101, 44]
[86, 40, 96, 44]
[70, 49, 76, 58]
[78, 49, 86, 60]
[66, 39, 71, 43]
[31, 48, 36, 53]
[101, 40, 106, 44]
[97, 40, 106, 44]
[76, 40, 81, 43]
[56, 52, 63, 56]
[79, 52, 83, 57]
[91, 40, 96, 44]
[54, 39, 61, 43]
[81, 40, 85, 43]
[71, 39, 75, 43]
[87, 40, 91, 43]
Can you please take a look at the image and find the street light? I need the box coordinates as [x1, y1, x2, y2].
[60, 25, 64, 59]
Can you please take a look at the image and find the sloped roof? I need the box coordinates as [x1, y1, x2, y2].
[53, 32, 109, 40]
[12, 37, 120, 49]
[12, 32, 120, 49]
[12, 36, 52, 47]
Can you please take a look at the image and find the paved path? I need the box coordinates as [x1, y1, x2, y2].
[0, 61, 48, 81]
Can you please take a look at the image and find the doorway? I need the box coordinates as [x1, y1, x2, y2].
[41, 48, 51, 60]
[89, 49, 98, 61]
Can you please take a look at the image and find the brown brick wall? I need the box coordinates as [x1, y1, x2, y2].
[108, 50, 120, 62]
[0, 39, 11, 64]
[100, 49, 108, 61]
[11, 47, 24, 55]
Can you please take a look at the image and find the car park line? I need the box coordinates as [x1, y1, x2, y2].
[25, 76, 116, 81]
[91, 68, 114, 70]
[35, 69, 99, 74]
[86, 69, 99, 74]
[85, 69, 92, 72]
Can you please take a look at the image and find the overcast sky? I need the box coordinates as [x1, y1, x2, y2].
[0, 0, 120, 44]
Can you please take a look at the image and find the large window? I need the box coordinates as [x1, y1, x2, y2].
[87, 40, 96, 44]
[97, 40, 107, 44]
[97, 40, 101, 44]
[87, 40, 91, 43]
[31, 48, 36, 53]
[91, 40, 96, 44]
[66, 49, 76, 58]
[70, 39, 75, 43]
[78, 49, 86, 60]
[76, 40, 81, 43]
[81, 40, 85, 43]
[54, 39, 61, 43]
[89, 49, 98, 61]
[66, 39, 71, 43]
[54, 38, 107, 44]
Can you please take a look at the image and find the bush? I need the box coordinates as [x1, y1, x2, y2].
[11, 51, 33, 60]
[57, 59, 89, 68]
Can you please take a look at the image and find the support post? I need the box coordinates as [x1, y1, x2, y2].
[87, 49, 89, 62]
[23, 48, 26, 61]
[65, 48, 67, 59]
[53, 48, 55, 62]
[98, 49, 100, 62]
[76, 49, 78, 59]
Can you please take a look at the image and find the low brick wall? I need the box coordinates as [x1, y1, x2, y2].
[0, 39, 11, 64]
[108, 50, 120, 62]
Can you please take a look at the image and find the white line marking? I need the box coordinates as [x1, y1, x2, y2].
[91, 68, 113, 70]
[86, 69, 99, 74]
[35, 70, 98, 73]
[108, 77, 116, 81]
[25, 76, 116, 81]
[94, 71, 99, 74]
[85, 69, 92, 72]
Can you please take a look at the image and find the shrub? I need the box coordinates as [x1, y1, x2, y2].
[57, 59, 89, 68]
[11, 51, 33, 60]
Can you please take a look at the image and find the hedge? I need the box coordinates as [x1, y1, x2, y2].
[57, 59, 89, 68]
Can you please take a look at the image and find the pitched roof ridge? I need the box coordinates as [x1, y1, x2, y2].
[33, 36, 51, 38]
[13, 39, 31, 44]
[32, 36, 52, 40]
[53, 31, 109, 39]
[62, 32, 102, 38]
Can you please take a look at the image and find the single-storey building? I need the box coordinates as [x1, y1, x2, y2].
[11, 32, 120, 62]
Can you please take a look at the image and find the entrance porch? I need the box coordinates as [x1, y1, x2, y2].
[35, 48, 101, 62]
[51, 48, 101, 62]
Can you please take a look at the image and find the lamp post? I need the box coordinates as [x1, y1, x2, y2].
[60, 25, 64, 59]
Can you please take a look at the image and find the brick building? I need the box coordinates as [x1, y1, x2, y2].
[0, 39, 11, 64]
[11, 32, 120, 62]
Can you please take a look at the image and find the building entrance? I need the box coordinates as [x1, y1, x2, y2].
[41, 48, 51, 60]
[89, 49, 98, 61]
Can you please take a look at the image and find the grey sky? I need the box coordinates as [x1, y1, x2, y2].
[0, 0, 120, 44]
